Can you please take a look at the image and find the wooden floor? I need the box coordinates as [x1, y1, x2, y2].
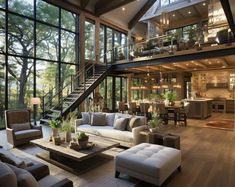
[0, 113, 235, 187]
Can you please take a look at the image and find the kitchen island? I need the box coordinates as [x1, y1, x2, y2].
[185, 98, 213, 119]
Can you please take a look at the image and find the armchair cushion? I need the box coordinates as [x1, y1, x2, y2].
[7, 164, 38, 187]
[10, 122, 31, 132]
[81, 112, 90, 124]
[15, 129, 42, 140]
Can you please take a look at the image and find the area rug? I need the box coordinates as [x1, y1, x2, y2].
[205, 120, 234, 130]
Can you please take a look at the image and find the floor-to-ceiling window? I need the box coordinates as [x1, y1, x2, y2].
[85, 19, 95, 60]
[99, 24, 127, 63]
[0, 0, 79, 129]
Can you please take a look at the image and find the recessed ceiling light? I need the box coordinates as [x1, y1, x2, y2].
[186, 64, 189, 66]
[222, 66, 226, 68]
[202, 2, 206, 6]
[122, 7, 125, 11]
[208, 61, 212, 64]
[188, 10, 191, 14]
[172, 14, 175, 17]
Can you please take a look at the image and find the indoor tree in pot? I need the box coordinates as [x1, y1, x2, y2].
[162, 90, 177, 106]
[148, 112, 162, 133]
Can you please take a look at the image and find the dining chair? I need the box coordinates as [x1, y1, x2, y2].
[118, 101, 127, 113]
[177, 102, 190, 126]
[128, 102, 137, 115]
[139, 103, 150, 118]
[155, 103, 168, 125]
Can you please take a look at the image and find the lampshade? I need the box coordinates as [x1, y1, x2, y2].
[31, 97, 41, 105]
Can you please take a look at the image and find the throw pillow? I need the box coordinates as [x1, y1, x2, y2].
[126, 117, 141, 131]
[105, 113, 115, 126]
[7, 164, 38, 187]
[114, 118, 129, 131]
[10, 122, 31, 132]
[81, 112, 90, 124]
[0, 149, 26, 168]
[0, 162, 17, 187]
[91, 113, 106, 126]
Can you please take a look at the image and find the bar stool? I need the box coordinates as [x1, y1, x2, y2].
[177, 102, 190, 126]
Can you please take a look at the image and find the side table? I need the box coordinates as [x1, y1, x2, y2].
[140, 130, 180, 150]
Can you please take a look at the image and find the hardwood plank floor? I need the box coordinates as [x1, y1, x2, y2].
[0, 113, 235, 187]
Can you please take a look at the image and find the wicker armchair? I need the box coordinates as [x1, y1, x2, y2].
[5, 109, 43, 147]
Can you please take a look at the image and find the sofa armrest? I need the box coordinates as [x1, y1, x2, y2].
[51, 178, 73, 187]
[132, 125, 148, 145]
[25, 163, 50, 181]
[75, 119, 83, 132]
[31, 125, 42, 131]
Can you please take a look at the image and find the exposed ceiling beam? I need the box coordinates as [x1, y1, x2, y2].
[221, 58, 229, 67]
[175, 9, 185, 18]
[193, 61, 207, 69]
[220, 0, 235, 35]
[161, 65, 176, 70]
[80, 0, 90, 9]
[173, 64, 188, 70]
[128, 0, 156, 29]
[193, 5, 203, 18]
[95, 0, 136, 16]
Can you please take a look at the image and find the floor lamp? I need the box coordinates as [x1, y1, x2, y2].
[31, 97, 41, 126]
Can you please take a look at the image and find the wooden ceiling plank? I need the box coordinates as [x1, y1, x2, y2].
[81, 0, 90, 9]
[173, 64, 188, 70]
[128, 0, 156, 29]
[193, 61, 207, 69]
[95, 0, 136, 16]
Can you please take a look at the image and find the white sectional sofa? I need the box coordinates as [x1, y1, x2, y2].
[75, 112, 147, 147]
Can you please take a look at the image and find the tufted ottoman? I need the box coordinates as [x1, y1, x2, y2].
[115, 143, 181, 186]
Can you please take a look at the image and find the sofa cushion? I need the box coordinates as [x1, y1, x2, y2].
[105, 113, 115, 126]
[127, 117, 141, 131]
[8, 164, 38, 187]
[10, 123, 31, 132]
[81, 112, 90, 124]
[15, 129, 42, 140]
[114, 113, 131, 123]
[77, 125, 133, 143]
[0, 149, 26, 168]
[114, 118, 129, 131]
[0, 162, 17, 187]
[91, 113, 106, 126]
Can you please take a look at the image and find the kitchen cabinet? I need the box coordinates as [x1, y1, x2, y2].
[226, 100, 235, 113]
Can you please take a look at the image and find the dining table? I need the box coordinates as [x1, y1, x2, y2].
[165, 105, 183, 125]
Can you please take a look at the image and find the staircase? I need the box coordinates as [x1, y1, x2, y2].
[40, 63, 110, 124]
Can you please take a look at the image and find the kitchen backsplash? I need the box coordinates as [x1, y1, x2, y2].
[205, 88, 232, 99]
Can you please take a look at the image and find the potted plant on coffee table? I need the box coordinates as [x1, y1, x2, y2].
[76, 132, 89, 148]
[62, 112, 76, 143]
[48, 119, 61, 138]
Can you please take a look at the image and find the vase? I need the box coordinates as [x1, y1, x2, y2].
[65, 132, 72, 143]
[52, 136, 61, 145]
[78, 136, 89, 148]
[52, 128, 59, 137]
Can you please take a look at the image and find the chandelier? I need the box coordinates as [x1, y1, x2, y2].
[160, 12, 169, 29]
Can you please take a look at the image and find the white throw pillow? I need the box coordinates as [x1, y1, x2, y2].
[126, 117, 141, 131]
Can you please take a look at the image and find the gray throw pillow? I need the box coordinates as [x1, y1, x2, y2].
[0, 149, 26, 168]
[126, 117, 141, 131]
[105, 113, 115, 126]
[10, 123, 31, 132]
[114, 118, 129, 131]
[8, 164, 38, 187]
[81, 112, 90, 124]
[91, 113, 106, 126]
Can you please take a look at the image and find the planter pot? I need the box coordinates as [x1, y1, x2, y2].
[169, 101, 175, 106]
[52, 136, 61, 145]
[78, 137, 89, 148]
[65, 132, 72, 143]
[52, 128, 59, 137]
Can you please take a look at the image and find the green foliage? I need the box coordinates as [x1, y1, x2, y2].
[76, 131, 88, 140]
[48, 119, 61, 129]
[149, 112, 162, 128]
[162, 91, 177, 102]
[61, 112, 76, 132]
[149, 93, 163, 101]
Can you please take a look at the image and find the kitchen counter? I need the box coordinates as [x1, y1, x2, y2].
[184, 98, 212, 119]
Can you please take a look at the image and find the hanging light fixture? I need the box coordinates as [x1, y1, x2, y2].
[160, 12, 169, 29]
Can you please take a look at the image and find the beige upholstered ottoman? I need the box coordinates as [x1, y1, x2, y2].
[115, 143, 181, 186]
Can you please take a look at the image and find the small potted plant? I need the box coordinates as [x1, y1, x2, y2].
[148, 113, 162, 133]
[76, 132, 89, 148]
[48, 119, 61, 138]
[61, 112, 76, 143]
[162, 91, 177, 106]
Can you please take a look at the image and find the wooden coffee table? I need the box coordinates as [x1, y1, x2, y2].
[31, 135, 119, 174]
